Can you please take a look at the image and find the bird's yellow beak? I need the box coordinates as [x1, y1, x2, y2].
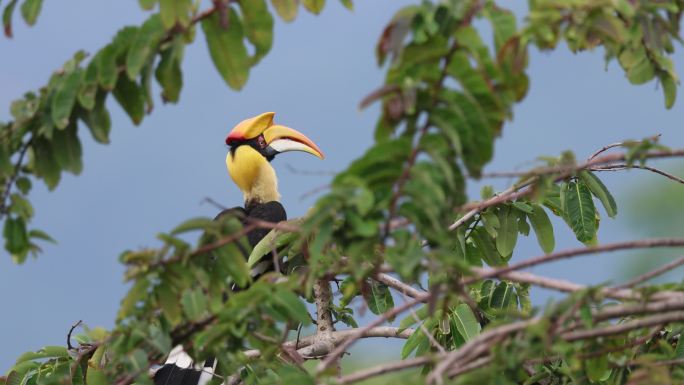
[262, 124, 324, 159]
[226, 112, 324, 159]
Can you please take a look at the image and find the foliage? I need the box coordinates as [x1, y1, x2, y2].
[2, 1, 684, 385]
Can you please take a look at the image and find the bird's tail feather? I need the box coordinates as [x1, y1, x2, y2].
[153, 346, 218, 385]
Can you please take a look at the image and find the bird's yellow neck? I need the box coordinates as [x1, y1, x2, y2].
[226, 146, 280, 205]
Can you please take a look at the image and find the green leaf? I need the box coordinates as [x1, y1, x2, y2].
[484, 3, 516, 51]
[363, 280, 394, 315]
[159, 0, 191, 29]
[4, 217, 28, 258]
[126, 15, 164, 79]
[118, 278, 150, 319]
[28, 229, 55, 243]
[270, 0, 298, 22]
[170, 217, 215, 234]
[139, 0, 156, 10]
[495, 206, 518, 258]
[579, 171, 617, 218]
[399, 304, 428, 331]
[15, 346, 67, 363]
[201, 9, 250, 90]
[239, 0, 274, 62]
[3, 0, 18, 38]
[51, 70, 82, 129]
[528, 204, 555, 253]
[272, 286, 311, 325]
[490, 282, 516, 310]
[564, 180, 597, 243]
[156, 282, 181, 325]
[585, 354, 610, 383]
[80, 92, 112, 144]
[451, 304, 480, 342]
[86, 368, 108, 385]
[675, 335, 684, 359]
[31, 138, 61, 190]
[275, 365, 315, 385]
[213, 243, 251, 288]
[470, 227, 506, 267]
[340, 0, 352, 10]
[662, 75, 677, 109]
[248, 220, 300, 267]
[52, 123, 83, 174]
[181, 287, 208, 321]
[112, 75, 145, 125]
[302, 0, 324, 14]
[155, 38, 184, 103]
[15, 177, 31, 194]
[9, 194, 33, 220]
[4, 371, 22, 385]
[20, 0, 42, 25]
[77, 83, 97, 110]
[401, 319, 434, 359]
[97, 44, 119, 90]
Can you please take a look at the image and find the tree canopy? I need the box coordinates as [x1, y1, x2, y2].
[2, 1, 684, 385]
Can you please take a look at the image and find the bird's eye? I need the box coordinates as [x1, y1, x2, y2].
[257, 135, 267, 148]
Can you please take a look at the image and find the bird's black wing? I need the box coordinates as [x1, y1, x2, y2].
[153, 202, 286, 385]
[244, 201, 287, 247]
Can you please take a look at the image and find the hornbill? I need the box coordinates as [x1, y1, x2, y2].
[153, 112, 324, 385]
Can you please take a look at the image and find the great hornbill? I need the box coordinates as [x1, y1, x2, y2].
[152, 112, 324, 385]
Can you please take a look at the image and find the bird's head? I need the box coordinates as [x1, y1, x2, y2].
[225, 112, 324, 204]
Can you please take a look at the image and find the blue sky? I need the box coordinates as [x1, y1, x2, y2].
[1, 0, 683, 371]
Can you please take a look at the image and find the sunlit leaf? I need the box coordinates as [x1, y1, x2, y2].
[302, 0, 324, 14]
[270, 0, 298, 22]
[20, 0, 42, 26]
[239, 0, 274, 62]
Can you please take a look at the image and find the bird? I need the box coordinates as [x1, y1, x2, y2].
[152, 112, 324, 385]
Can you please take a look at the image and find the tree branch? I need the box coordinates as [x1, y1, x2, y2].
[561, 311, 684, 341]
[471, 268, 684, 302]
[317, 292, 431, 374]
[465, 238, 684, 284]
[374, 273, 427, 301]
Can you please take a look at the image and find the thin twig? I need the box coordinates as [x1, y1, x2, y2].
[0, 140, 31, 217]
[201, 197, 228, 210]
[471, 268, 682, 302]
[591, 164, 684, 185]
[561, 311, 684, 341]
[613, 255, 684, 289]
[66, 320, 83, 350]
[240, 326, 415, 360]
